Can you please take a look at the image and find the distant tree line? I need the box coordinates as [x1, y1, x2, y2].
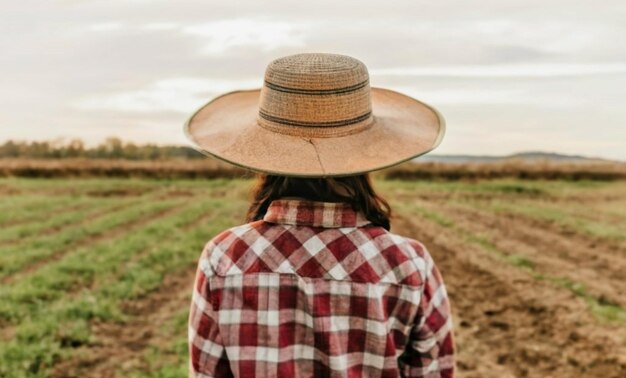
[0, 138, 204, 160]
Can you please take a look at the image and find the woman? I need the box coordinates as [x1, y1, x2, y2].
[185, 53, 455, 377]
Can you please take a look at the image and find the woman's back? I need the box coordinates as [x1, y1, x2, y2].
[184, 52, 454, 377]
[188, 198, 454, 377]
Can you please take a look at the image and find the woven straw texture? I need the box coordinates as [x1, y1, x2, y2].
[184, 53, 445, 177]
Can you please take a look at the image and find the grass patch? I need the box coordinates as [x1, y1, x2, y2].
[0, 194, 181, 279]
[129, 311, 191, 378]
[486, 201, 626, 243]
[505, 254, 535, 270]
[535, 274, 626, 324]
[0, 198, 114, 243]
[486, 183, 545, 196]
[0, 180, 247, 377]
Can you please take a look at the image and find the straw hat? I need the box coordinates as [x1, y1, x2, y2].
[183, 52, 445, 177]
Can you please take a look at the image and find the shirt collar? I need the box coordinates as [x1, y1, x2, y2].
[263, 198, 372, 228]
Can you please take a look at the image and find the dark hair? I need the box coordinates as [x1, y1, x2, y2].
[245, 173, 392, 230]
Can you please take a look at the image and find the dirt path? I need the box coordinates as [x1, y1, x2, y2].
[391, 209, 626, 378]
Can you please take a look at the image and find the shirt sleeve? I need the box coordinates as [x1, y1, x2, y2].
[399, 242, 455, 378]
[188, 242, 233, 378]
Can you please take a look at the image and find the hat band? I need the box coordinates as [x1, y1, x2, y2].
[257, 111, 375, 138]
[264, 79, 369, 95]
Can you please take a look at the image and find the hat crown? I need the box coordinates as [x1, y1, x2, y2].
[265, 53, 369, 89]
[257, 53, 374, 138]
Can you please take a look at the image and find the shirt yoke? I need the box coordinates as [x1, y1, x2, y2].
[201, 220, 430, 289]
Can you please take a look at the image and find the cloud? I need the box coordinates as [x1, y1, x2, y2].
[2, 0, 626, 160]
[74, 77, 260, 113]
[181, 19, 312, 54]
[399, 19, 619, 56]
[139, 22, 179, 31]
[88, 22, 124, 32]
[391, 87, 528, 106]
[83, 18, 312, 55]
[370, 63, 626, 78]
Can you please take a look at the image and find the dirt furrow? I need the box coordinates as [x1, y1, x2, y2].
[391, 210, 626, 378]
[50, 210, 220, 377]
[411, 199, 626, 309]
[0, 201, 89, 230]
[1, 204, 182, 285]
[50, 268, 195, 378]
[0, 201, 133, 247]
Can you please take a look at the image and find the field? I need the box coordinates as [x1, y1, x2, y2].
[0, 177, 625, 377]
[1, 158, 625, 181]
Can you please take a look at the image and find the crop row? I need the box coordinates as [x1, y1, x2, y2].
[0, 191, 182, 280]
[0, 192, 245, 377]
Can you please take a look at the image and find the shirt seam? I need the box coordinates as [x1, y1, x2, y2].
[207, 270, 425, 291]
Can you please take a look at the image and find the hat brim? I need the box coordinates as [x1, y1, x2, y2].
[183, 87, 445, 178]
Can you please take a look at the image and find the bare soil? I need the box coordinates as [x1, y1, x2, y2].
[391, 207, 626, 378]
[50, 210, 220, 377]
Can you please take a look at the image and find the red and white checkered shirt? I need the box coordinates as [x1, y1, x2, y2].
[188, 198, 455, 377]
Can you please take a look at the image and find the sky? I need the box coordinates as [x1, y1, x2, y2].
[1, 0, 625, 160]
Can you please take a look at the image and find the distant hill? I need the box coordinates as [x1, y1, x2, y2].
[415, 151, 622, 164]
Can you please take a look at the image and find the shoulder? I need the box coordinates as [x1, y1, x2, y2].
[197, 220, 269, 276]
[204, 220, 271, 249]
[399, 234, 433, 261]
[214, 219, 264, 241]
[353, 227, 433, 286]
[379, 231, 435, 276]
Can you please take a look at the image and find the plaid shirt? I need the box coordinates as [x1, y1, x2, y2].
[188, 198, 455, 377]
